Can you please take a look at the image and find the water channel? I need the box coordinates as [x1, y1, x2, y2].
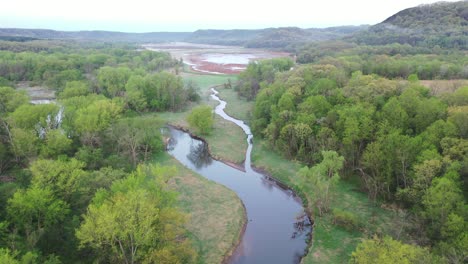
[167, 88, 311, 264]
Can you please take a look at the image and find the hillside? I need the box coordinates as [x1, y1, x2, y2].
[0, 28, 191, 42]
[0, 26, 367, 48]
[351, 1, 468, 48]
[187, 26, 367, 48]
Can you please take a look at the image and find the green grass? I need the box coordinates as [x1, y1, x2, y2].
[215, 86, 253, 124]
[154, 153, 245, 264]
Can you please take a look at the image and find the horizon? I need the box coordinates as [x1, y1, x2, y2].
[1, 0, 461, 33]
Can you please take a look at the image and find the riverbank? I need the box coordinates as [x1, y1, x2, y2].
[154, 153, 246, 264]
[154, 73, 248, 263]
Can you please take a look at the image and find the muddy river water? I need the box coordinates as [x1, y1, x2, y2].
[167, 88, 311, 263]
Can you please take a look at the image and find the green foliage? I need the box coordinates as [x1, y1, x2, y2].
[30, 158, 88, 203]
[9, 104, 60, 132]
[97, 66, 132, 97]
[350, 236, 437, 264]
[58, 81, 89, 99]
[106, 117, 164, 166]
[332, 208, 361, 231]
[7, 186, 69, 249]
[40, 130, 72, 158]
[76, 165, 196, 264]
[187, 105, 213, 135]
[351, 1, 468, 49]
[299, 151, 344, 216]
[0, 248, 19, 264]
[0, 87, 29, 114]
[236, 58, 293, 99]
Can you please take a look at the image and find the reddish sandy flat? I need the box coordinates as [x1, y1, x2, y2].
[144, 42, 290, 74]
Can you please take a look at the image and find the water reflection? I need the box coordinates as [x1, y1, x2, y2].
[187, 141, 212, 169]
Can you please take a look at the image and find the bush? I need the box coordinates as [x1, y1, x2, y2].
[332, 208, 362, 231]
[187, 105, 213, 135]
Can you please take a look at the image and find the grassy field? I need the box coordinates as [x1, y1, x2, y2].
[154, 153, 245, 264]
[217, 87, 413, 263]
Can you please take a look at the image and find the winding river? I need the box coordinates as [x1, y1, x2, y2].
[167, 88, 311, 263]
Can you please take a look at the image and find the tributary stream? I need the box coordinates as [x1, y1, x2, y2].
[167, 88, 311, 263]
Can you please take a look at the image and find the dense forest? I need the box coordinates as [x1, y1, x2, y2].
[232, 6, 467, 261]
[0, 41, 201, 263]
[350, 1, 468, 49]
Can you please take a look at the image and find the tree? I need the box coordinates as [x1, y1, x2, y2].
[7, 187, 69, 249]
[0, 87, 29, 114]
[40, 129, 72, 158]
[107, 117, 164, 166]
[76, 165, 196, 264]
[74, 98, 124, 146]
[9, 128, 38, 163]
[187, 105, 213, 135]
[299, 151, 344, 216]
[124, 75, 147, 112]
[58, 81, 89, 99]
[422, 175, 464, 235]
[97, 66, 132, 97]
[30, 158, 88, 203]
[350, 236, 436, 264]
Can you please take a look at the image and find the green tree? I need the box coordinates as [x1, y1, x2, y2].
[40, 129, 72, 158]
[76, 165, 196, 264]
[107, 117, 164, 166]
[74, 98, 124, 146]
[124, 75, 147, 112]
[299, 151, 344, 216]
[7, 187, 69, 249]
[422, 175, 464, 235]
[350, 236, 436, 264]
[58, 81, 89, 99]
[97, 66, 132, 97]
[0, 87, 29, 114]
[30, 158, 88, 203]
[187, 105, 213, 135]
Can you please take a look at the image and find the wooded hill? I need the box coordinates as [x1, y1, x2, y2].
[350, 1, 468, 49]
[0, 26, 366, 47]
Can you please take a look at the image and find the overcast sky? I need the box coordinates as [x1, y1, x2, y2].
[0, 0, 461, 32]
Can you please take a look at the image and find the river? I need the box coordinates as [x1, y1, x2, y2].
[167, 88, 311, 263]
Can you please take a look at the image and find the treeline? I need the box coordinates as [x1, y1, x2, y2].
[240, 60, 467, 262]
[0, 41, 178, 86]
[294, 42, 468, 79]
[0, 42, 199, 263]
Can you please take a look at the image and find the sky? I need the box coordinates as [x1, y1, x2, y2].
[0, 0, 462, 32]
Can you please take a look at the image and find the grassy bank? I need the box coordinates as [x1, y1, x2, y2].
[218, 86, 411, 263]
[154, 153, 245, 264]
[215, 86, 253, 123]
[157, 74, 247, 164]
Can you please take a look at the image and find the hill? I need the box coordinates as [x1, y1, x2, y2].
[0, 26, 367, 48]
[186, 26, 367, 48]
[351, 1, 468, 49]
[0, 28, 191, 42]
